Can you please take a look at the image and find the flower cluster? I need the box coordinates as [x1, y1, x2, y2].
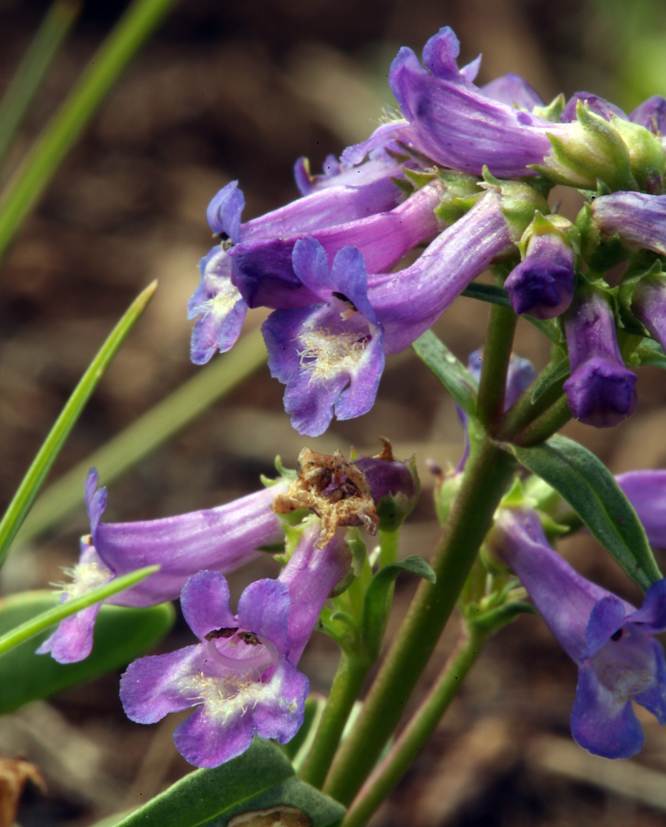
[188, 26, 666, 435]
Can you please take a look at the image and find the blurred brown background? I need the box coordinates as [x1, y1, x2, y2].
[2, 0, 666, 824]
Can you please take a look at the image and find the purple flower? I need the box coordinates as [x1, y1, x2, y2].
[492, 506, 666, 759]
[190, 156, 407, 364]
[479, 73, 544, 111]
[625, 274, 666, 351]
[37, 469, 288, 664]
[229, 180, 445, 312]
[263, 187, 528, 436]
[120, 570, 308, 768]
[563, 287, 637, 427]
[616, 470, 666, 549]
[263, 238, 385, 437]
[560, 92, 627, 124]
[630, 96, 666, 135]
[343, 27, 568, 178]
[504, 226, 575, 319]
[591, 192, 666, 256]
[120, 522, 351, 767]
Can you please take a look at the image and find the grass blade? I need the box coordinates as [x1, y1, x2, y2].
[0, 564, 159, 656]
[0, 281, 157, 565]
[0, 0, 179, 262]
[15, 328, 268, 548]
[0, 0, 81, 169]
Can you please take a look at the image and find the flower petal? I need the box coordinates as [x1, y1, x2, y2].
[626, 579, 666, 632]
[181, 571, 236, 641]
[237, 579, 291, 653]
[173, 701, 256, 768]
[206, 181, 245, 241]
[571, 660, 644, 759]
[584, 595, 627, 658]
[120, 644, 209, 724]
[36, 604, 102, 664]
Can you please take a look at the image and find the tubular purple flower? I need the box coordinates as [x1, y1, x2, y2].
[563, 287, 637, 427]
[120, 570, 308, 768]
[630, 96, 666, 135]
[120, 522, 351, 768]
[343, 27, 569, 178]
[616, 470, 666, 549]
[279, 521, 352, 663]
[262, 238, 385, 437]
[504, 228, 575, 319]
[490, 506, 666, 759]
[591, 192, 666, 256]
[262, 186, 544, 436]
[626, 275, 666, 351]
[229, 179, 446, 311]
[479, 72, 544, 111]
[37, 469, 288, 664]
[189, 156, 407, 364]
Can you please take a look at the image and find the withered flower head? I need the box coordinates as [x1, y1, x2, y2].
[273, 447, 379, 546]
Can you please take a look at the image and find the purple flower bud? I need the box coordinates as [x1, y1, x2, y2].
[630, 96, 666, 135]
[560, 92, 627, 124]
[37, 470, 288, 663]
[490, 506, 666, 759]
[353, 440, 419, 531]
[563, 287, 637, 427]
[616, 470, 666, 548]
[626, 274, 666, 349]
[343, 27, 568, 179]
[479, 72, 544, 111]
[504, 228, 575, 319]
[591, 192, 666, 256]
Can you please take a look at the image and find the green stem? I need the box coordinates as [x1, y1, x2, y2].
[476, 303, 517, 431]
[299, 653, 370, 789]
[514, 394, 572, 447]
[495, 357, 568, 442]
[379, 528, 399, 568]
[322, 434, 516, 805]
[0, 0, 178, 263]
[342, 625, 487, 827]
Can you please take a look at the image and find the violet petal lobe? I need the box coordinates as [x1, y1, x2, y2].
[206, 181, 245, 240]
[616, 470, 666, 548]
[180, 570, 237, 640]
[480, 72, 544, 110]
[630, 96, 666, 134]
[504, 233, 575, 319]
[237, 579, 291, 654]
[561, 92, 627, 124]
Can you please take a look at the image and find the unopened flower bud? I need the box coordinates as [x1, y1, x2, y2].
[353, 439, 420, 531]
[504, 213, 578, 319]
[563, 285, 637, 427]
[612, 118, 665, 194]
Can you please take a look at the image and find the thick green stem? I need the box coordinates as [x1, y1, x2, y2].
[299, 653, 370, 789]
[342, 626, 487, 827]
[476, 304, 517, 430]
[514, 394, 572, 447]
[322, 435, 516, 805]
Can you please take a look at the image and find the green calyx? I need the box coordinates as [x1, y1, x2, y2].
[612, 117, 665, 194]
[481, 168, 550, 241]
[517, 211, 580, 260]
[532, 101, 638, 192]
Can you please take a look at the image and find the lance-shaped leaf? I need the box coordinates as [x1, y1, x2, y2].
[114, 738, 345, 827]
[361, 555, 436, 659]
[0, 590, 174, 715]
[411, 330, 478, 415]
[0, 564, 159, 657]
[513, 434, 662, 590]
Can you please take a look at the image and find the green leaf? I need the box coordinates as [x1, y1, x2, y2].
[513, 434, 662, 590]
[461, 282, 513, 309]
[114, 738, 346, 827]
[0, 281, 157, 568]
[361, 556, 436, 658]
[0, 564, 159, 656]
[411, 330, 478, 415]
[0, 590, 174, 714]
[15, 327, 267, 550]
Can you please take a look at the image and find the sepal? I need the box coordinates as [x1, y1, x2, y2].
[612, 117, 666, 194]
